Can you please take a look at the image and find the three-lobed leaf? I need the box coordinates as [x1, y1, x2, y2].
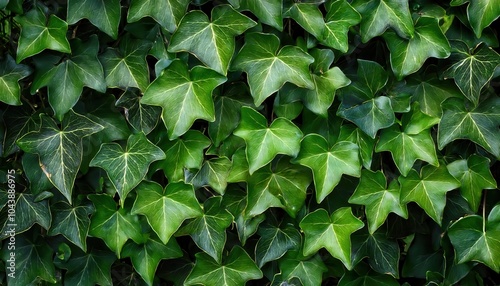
[67, 0, 121, 38]
[127, 0, 190, 32]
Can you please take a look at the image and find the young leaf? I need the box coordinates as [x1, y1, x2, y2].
[131, 181, 203, 244]
[321, 0, 362, 53]
[233, 107, 303, 174]
[239, 0, 283, 31]
[116, 89, 162, 135]
[189, 157, 232, 195]
[450, 0, 500, 38]
[231, 33, 314, 106]
[90, 133, 165, 206]
[67, 0, 121, 38]
[255, 223, 301, 267]
[398, 165, 461, 225]
[278, 251, 328, 286]
[141, 60, 226, 139]
[349, 170, 408, 234]
[15, 8, 71, 62]
[185, 246, 263, 286]
[169, 5, 256, 75]
[17, 110, 104, 204]
[127, 0, 190, 32]
[0, 54, 32, 105]
[293, 134, 361, 203]
[300, 208, 364, 270]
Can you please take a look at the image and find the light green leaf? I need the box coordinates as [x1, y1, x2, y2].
[189, 157, 232, 195]
[0, 193, 51, 238]
[90, 133, 165, 206]
[0, 54, 32, 105]
[233, 106, 303, 174]
[17, 110, 104, 203]
[255, 222, 301, 267]
[300, 208, 364, 269]
[438, 97, 500, 159]
[284, 2, 325, 40]
[321, 0, 362, 52]
[398, 165, 461, 225]
[131, 181, 203, 244]
[67, 0, 121, 38]
[141, 60, 226, 139]
[116, 89, 162, 135]
[31, 35, 106, 120]
[15, 8, 71, 62]
[239, 0, 283, 30]
[349, 170, 408, 234]
[227, 147, 250, 183]
[231, 32, 314, 106]
[169, 5, 256, 75]
[278, 251, 328, 286]
[447, 155, 497, 212]
[352, 0, 414, 43]
[384, 17, 451, 80]
[88, 194, 143, 257]
[450, 0, 500, 38]
[338, 124, 376, 169]
[127, 0, 190, 32]
[185, 246, 263, 286]
[293, 134, 361, 203]
[402, 102, 441, 135]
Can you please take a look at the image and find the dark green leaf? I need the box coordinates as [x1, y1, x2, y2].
[255, 223, 301, 267]
[127, 0, 190, 32]
[189, 157, 232, 195]
[279, 251, 328, 286]
[116, 89, 162, 135]
[352, 231, 401, 278]
[450, 0, 500, 38]
[0, 193, 51, 238]
[0, 54, 32, 105]
[67, 0, 121, 38]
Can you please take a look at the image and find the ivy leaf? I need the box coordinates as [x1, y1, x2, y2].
[349, 170, 408, 234]
[122, 235, 183, 286]
[90, 133, 165, 206]
[442, 42, 500, 106]
[2, 106, 39, 156]
[189, 157, 232, 195]
[99, 36, 151, 91]
[383, 17, 451, 80]
[450, 0, 500, 38]
[231, 33, 314, 106]
[127, 0, 190, 32]
[116, 89, 161, 135]
[375, 125, 439, 176]
[88, 194, 143, 257]
[255, 222, 301, 267]
[17, 110, 104, 204]
[338, 124, 376, 169]
[246, 159, 311, 218]
[300, 208, 364, 270]
[141, 60, 226, 139]
[448, 204, 500, 273]
[278, 251, 328, 286]
[67, 0, 120, 38]
[402, 102, 440, 135]
[31, 35, 106, 120]
[227, 148, 250, 183]
[0, 54, 32, 105]
[22, 153, 53, 196]
[131, 181, 203, 244]
[398, 165, 461, 225]
[154, 130, 211, 182]
[239, 0, 283, 31]
[0, 193, 51, 238]
[15, 8, 71, 62]
[438, 97, 500, 159]
[352, 0, 414, 43]
[339, 270, 399, 286]
[185, 246, 263, 286]
[177, 197, 232, 263]
[169, 5, 256, 75]
[447, 155, 497, 212]
[48, 201, 94, 252]
[321, 0, 362, 53]
[293, 134, 361, 203]
[284, 2, 325, 40]
[233, 107, 303, 174]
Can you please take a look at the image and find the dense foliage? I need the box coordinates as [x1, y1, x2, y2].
[0, 0, 499, 285]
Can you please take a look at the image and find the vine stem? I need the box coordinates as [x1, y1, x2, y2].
[483, 190, 487, 233]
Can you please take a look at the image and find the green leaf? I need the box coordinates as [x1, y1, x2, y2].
[293, 134, 361, 203]
[447, 155, 497, 212]
[339, 270, 399, 286]
[239, 0, 283, 31]
[352, 0, 414, 43]
[227, 148, 250, 183]
[375, 125, 439, 176]
[2, 106, 39, 156]
[189, 157, 232, 195]
[90, 133, 165, 205]
[448, 204, 500, 273]
[398, 165, 461, 225]
[255, 222, 301, 267]
[15, 8, 71, 62]
[31, 35, 106, 120]
[177, 197, 232, 263]
[0, 193, 51, 238]
[233, 107, 303, 174]
[438, 97, 500, 159]
[450, 0, 500, 38]
[300, 208, 364, 270]
[185, 246, 263, 286]
[116, 89, 162, 135]
[22, 153, 53, 195]
[122, 235, 183, 286]
[231, 33, 314, 106]
[443, 42, 500, 106]
[338, 124, 376, 169]
[67, 0, 121, 38]
[0, 54, 32, 105]
[383, 17, 451, 80]
[17, 110, 104, 203]
[88, 194, 143, 257]
[279, 251, 328, 286]
[321, 0, 361, 53]
[1, 235, 56, 286]
[349, 170, 408, 234]
[169, 5, 256, 75]
[246, 158, 311, 218]
[127, 0, 190, 32]
[402, 102, 440, 135]
[352, 231, 401, 278]
[284, 2, 325, 40]
[141, 60, 226, 139]
[48, 201, 94, 252]
[99, 36, 151, 91]
[131, 181, 203, 244]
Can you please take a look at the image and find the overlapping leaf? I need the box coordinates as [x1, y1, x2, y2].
[48, 201, 94, 251]
[189, 157, 232, 195]
[116, 89, 162, 135]
[0, 55, 32, 105]
[450, 0, 500, 38]
[67, 0, 121, 38]
[322, 0, 362, 52]
[238, 0, 283, 31]
[127, 0, 190, 32]
[278, 251, 328, 286]
[255, 222, 301, 267]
